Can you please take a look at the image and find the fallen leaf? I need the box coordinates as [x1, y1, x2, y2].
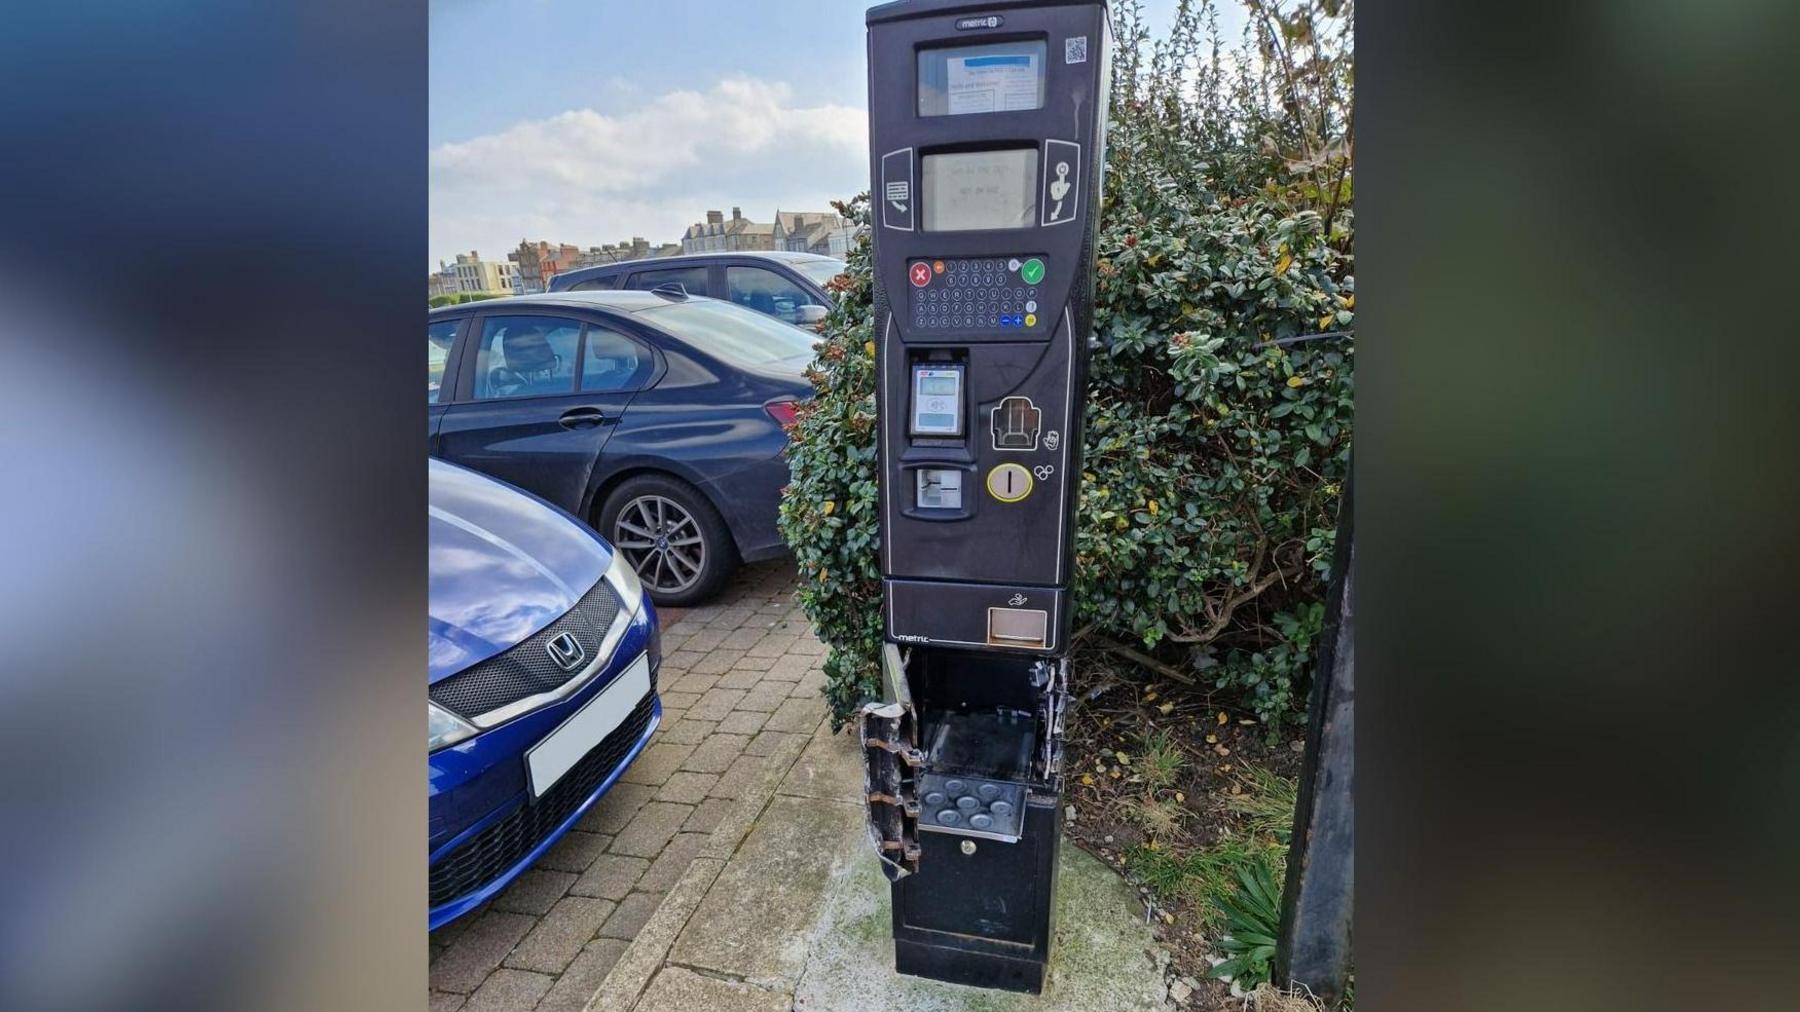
[1217, 711, 1228, 725]
[1143, 689, 1158, 702]
[864, 340, 876, 357]
[822, 500, 836, 516]
[1286, 375, 1305, 388]
[1229, 784, 1243, 796]
[1109, 767, 1122, 778]
[1175, 791, 1186, 803]
[1205, 734, 1218, 744]
[1115, 751, 1131, 765]
[1158, 701, 1175, 715]
[1275, 253, 1292, 275]
[1081, 774, 1095, 786]
[1214, 744, 1231, 756]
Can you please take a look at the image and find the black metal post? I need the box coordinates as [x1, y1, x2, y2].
[1273, 471, 1354, 1003]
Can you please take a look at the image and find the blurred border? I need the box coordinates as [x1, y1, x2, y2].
[1359, 1, 1800, 1010]
[0, 3, 424, 1010]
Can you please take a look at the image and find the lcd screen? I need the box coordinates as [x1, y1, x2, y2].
[921, 149, 1039, 232]
[918, 41, 1047, 117]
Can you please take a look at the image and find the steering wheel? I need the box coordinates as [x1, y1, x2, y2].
[488, 366, 526, 397]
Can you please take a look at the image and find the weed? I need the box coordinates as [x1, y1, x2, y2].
[1137, 729, 1185, 792]
[1126, 836, 1273, 925]
[1207, 851, 1285, 988]
[1225, 766, 1299, 843]
[1130, 795, 1186, 838]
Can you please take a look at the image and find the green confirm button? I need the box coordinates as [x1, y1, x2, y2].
[1019, 258, 1045, 285]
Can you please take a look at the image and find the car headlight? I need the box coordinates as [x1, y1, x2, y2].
[604, 546, 643, 609]
[429, 701, 478, 753]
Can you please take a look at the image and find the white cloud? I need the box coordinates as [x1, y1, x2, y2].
[429, 77, 867, 270]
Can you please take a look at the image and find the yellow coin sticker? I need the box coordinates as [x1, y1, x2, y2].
[986, 463, 1033, 502]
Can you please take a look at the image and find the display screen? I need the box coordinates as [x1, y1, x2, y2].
[921, 149, 1039, 232]
[918, 41, 1047, 117]
[911, 367, 963, 436]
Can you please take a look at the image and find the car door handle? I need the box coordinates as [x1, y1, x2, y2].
[558, 406, 610, 429]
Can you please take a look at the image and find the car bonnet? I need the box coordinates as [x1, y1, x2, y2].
[428, 460, 613, 683]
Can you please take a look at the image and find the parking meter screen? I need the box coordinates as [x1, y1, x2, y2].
[921, 149, 1039, 232]
[917, 41, 1047, 116]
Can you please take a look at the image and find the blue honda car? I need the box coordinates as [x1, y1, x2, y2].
[429, 458, 661, 929]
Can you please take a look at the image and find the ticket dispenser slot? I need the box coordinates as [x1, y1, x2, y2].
[866, 0, 1109, 995]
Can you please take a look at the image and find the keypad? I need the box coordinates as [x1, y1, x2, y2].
[908, 257, 1045, 332]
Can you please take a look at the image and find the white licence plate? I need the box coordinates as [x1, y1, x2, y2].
[525, 653, 651, 798]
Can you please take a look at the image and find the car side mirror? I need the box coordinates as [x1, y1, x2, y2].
[797, 304, 829, 327]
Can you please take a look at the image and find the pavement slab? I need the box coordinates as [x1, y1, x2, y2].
[599, 891, 665, 940]
[430, 911, 537, 993]
[537, 938, 631, 1012]
[791, 841, 1171, 1012]
[610, 802, 694, 858]
[490, 868, 577, 917]
[634, 966, 792, 1012]
[570, 853, 649, 901]
[777, 726, 865, 802]
[462, 968, 554, 1012]
[507, 897, 618, 974]
[669, 794, 865, 990]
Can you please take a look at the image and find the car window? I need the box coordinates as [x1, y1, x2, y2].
[428, 320, 458, 404]
[626, 265, 709, 297]
[471, 316, 581, 400]
[792, 258, 848, 287]
[569, 275, 617, 291]
[638, 299, 820, 369]
[581, 326, 653, 393]
[725, 266, 824, 324]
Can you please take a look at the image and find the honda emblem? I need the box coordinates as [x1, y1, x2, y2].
[545, 632, 586, 672]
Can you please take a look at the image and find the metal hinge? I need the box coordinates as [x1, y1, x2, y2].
[860, 644, 924, 879]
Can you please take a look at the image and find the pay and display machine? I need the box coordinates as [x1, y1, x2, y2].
[860, 0, 1110, 994]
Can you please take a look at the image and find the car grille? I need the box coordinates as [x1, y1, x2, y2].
[431, 579, 624, 719]
[430, 689, 656, 910]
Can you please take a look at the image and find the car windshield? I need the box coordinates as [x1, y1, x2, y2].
[639, 298, 820, 368]
[792, 258, 848, 286]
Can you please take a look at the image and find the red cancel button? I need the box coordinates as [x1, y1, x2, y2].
[910, 262, 932, 287]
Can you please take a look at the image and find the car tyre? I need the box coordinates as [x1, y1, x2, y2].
[598, 474, 738, 607]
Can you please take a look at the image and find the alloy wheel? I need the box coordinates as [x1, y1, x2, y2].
[611, 494, 706, 596]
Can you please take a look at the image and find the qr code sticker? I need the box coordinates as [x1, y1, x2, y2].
[1065, 36, 1088, 64]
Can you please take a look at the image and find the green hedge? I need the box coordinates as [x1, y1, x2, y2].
[780, 1, 1353, 729]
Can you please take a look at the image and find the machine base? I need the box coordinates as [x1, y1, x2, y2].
[889, 791, 1062, 995]
[894, 937, 1047, 994]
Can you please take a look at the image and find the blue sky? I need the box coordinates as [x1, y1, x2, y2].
[429, 0, 1246, 269]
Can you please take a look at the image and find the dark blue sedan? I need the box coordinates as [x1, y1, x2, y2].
[428, 289, 815, 605]
[429, 458, 661, 929]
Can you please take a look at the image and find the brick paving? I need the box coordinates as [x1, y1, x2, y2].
[429, 562, 827, 1010]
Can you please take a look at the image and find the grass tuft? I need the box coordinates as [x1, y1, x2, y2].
[1137, 728, 1186, 792]
[1225, 766, 1300, 843]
